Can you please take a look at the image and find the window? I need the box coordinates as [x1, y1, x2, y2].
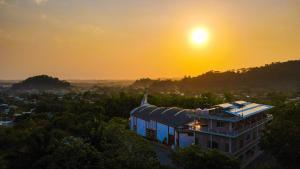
[225, 143, 229, 152]
[253, 131, 257, 140]
[238, 155, 244, 161]
[195, 137, 199, 145]
[216, 121, 225, 127]
[187, 132, 194, 136]
[239, 139, 244, 149]
[212, 141, 219, 149]
[246, 134, 251, 141]
[207, 141, 211, 148]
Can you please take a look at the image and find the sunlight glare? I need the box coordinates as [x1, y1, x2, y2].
[190, 27, 209, 46]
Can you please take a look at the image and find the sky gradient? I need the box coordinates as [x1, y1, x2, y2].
[0, 0, 300, 80]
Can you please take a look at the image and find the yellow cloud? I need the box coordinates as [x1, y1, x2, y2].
[34, 0, 48, 5]
[0, 0, 6, 6]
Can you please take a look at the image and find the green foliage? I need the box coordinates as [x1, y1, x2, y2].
[0, 92, 160, 169]
[100, 118, 159, 169]
[32, 136, 102, 169]
[260, 102, 300, 169]
[148, 93, 222, 109]
[224, 92, 234, 102]
[172, 145, 240, 169]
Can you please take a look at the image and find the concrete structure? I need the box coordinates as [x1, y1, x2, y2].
[130, 94, 195, 148]
[191, 101, 273, 166]
[130, 95, 273, 165]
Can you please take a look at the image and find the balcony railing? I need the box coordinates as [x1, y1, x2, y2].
[191, 114, 273, 137]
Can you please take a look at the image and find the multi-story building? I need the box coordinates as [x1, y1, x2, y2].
[191, 101, 273, 166]
[130, 95, 273, 166]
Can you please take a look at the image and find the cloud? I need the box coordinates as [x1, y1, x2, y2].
[0, 0, 6, 6]
[40, 13, 48, 20]
[78, 24, 105, 35]
[34, 0, 48, 5]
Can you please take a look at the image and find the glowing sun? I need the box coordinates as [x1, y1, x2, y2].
[190, 27, 209, 45]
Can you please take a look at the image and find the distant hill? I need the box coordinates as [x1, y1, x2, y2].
[11, 75, 71, 91]
[132, 60, 300, 92]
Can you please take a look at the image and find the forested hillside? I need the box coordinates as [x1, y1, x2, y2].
[132, 60, 300, 92]
[11, 75, 70, 91]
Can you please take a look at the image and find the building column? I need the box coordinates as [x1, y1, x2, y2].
[194, 130, 196, 145]
[229, 138, 232, 153]
[210, 119, 212, 148]
[229, 122, 233, 132]
[167, 126, 170, 144]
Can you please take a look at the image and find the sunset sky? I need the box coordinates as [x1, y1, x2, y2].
[0, 0, 300, 80]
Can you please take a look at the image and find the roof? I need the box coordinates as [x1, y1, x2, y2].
[131, 105, 195, 127]
[217, 101, 273, 118]
[131, 99, 273, 125]
[217, 103, 234, 109]
[234, 101, 248, 105]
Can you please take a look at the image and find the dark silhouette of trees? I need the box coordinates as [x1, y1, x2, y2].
[260, 101, 300, 169]
[132, 60, 300, 92]
[172, 145, 240, 169]
[11, 75, 70, 91]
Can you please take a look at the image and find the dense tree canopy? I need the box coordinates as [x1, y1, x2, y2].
[260, 101, 300, 169]
[0, 92, 162, 169]
[172, 145, 240, 169]
[0, 89, 296, 169]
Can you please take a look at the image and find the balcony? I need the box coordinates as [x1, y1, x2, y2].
[191, 114, 273, 137]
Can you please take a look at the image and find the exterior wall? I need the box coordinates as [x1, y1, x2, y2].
[169, 127, 174, 135]
[194, 112, 270, 165]
[211, 120, 230, 132]
[232, 124, 264, 157]
[196, 132, 210, 148]
[130, 116, 135, 130]
[156, 122, 169, 143]
[137, 118, 146, 137]
[148, 120, 156, 130]
[195, 133, 231, 152]
[179, 133, 194, 148]
[131, 115, 191, 148]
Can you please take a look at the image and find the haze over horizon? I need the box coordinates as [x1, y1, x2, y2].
[1, 0, 300, 80]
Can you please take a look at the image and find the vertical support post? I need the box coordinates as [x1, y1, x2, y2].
[174, 128, 178, 147]
[229, 122, 233, 132]
[177, 131, 180, 147]
[167, 126, 169, 145]
[210, 119, 213, 148]
[193, 115, 196, 145]
[229, 137, 232, 153]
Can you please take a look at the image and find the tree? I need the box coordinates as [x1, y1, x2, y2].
[32, 136, 103, 169]
[224, 92, 234, 102]
[172, 145, 240, 169]
[260, 102, 300, 169]
[100, 118, 160, 169]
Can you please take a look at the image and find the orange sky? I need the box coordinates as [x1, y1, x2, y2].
[0, 0, 300, 80]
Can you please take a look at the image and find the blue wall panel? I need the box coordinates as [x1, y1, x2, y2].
[179, 133, 194, 148]
[169, 127, 174, 135]
[137, 118, 146, 137]
[156, 122, 169, 143]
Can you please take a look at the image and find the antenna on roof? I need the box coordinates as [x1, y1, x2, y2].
[141, 89, 149, 106]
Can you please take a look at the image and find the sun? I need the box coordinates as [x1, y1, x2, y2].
[190, 27, 209, 45]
